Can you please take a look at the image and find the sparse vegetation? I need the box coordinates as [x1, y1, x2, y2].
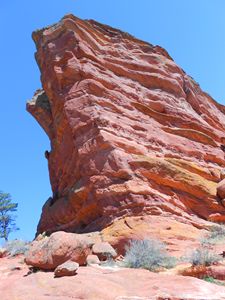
[0, 191, 19, 241]
[203, 276, 225, 286]
[207, 225, 225, 241]
[199, 224, 225, 246]
[4, 239, 30, 256]
[182, 224, 224, 268]
[123, 239, 176, 271]
[186, 247, 221, 267]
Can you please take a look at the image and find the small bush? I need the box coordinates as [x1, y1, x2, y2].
[200, 225, 225, 246]
[203, 276, 225, 286]
[208, 225, 225, 241]
[187, 247, 221, 267]
[4, 239, 30, 256]
[199, 236, 213, 247]
[123, 239, 176, 271]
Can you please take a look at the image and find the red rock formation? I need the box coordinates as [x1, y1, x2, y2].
[27, 14, 225, 237]
[25, 231, 100, 269]
[2, 256, 225, 299]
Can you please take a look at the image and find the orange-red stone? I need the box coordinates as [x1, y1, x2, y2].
[27, 14, 225, 238]
[2, 256, 225, 300]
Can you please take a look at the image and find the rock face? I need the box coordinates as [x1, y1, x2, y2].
[27, 14, 225, 237]
[217, 178, 225, 199]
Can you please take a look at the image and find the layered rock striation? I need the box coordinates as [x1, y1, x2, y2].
[27, 14, 225, 236]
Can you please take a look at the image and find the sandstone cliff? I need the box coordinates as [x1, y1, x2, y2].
[27, 14, 225, 238]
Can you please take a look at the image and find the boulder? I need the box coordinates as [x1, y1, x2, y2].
[54, 260, 79, 277]
[25, 231, 100, 270]
[92, 242, 117, 260]
[86, 254, 100, 266]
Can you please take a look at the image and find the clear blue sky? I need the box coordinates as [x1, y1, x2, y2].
[0, 0, 225, 242]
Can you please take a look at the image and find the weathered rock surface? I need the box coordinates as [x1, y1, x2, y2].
[86, 254, 100, 265]
[25, 231, 100, 269]
[209, 265, 225, 280]
[27, 14, 225, 238]
[217, 178, 225, 199]
[1, 256, 225, 300]
[101, 215, 206, 256]
[92, 241, 117, 260]
[54, 260, 79, 277]
[176, 264, 225, 281]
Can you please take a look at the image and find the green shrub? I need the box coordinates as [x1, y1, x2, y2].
[4, 239, 30, 256]
[123, 239, 176, 271]
[203, 276, 225, 286]
[187, 247, 221, 267]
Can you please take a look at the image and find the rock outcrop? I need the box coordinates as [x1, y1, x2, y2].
[25, 231, 100, 269]
[1, 256, 225, 300]
[27, 14, 225, 238]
